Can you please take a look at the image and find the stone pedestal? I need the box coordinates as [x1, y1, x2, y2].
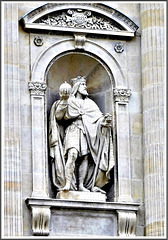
[56, 190, 106, 202]
[26, 197, 139, 237]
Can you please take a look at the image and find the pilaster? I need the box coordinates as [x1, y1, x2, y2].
[4, 3, 23, 236]
[28, 82, 48, 198]
[114, 88, 132, 202]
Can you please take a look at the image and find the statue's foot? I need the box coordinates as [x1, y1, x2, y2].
[59, 185, 70, 191]
[92, 186, 106, 194]
[78, 185, 90, 192]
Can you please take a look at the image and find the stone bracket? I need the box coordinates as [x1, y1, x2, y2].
[31, 206, 51, 236]
[117, 210, 137, 236]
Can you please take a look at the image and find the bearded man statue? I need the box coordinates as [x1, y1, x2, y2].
[49, 76, 115, 195]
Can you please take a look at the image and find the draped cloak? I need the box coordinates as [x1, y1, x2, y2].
[49, 95, 115, 190]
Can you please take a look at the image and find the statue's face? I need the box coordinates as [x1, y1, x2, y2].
[78, 82, 88, 96]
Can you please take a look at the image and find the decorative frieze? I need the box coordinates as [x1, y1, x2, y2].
[114, 88, 131, 103]
[117, 211, 137, 236]
[28, 82, 47, 95]
[32, 207, 51, 236]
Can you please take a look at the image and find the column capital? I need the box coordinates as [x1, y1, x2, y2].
[28, 82, 47, 96]
[114, 88, 131, 103]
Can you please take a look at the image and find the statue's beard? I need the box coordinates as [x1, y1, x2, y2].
[79, 89, 88, 96]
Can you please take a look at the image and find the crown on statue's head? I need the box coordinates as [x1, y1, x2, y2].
[71, 76, 87, 86]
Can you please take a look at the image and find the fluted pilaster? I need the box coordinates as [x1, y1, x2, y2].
[141, 3, 165, 236]
[4, 3, 23, 236]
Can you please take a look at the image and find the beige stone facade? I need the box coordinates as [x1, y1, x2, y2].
[2, 1, 166, 237]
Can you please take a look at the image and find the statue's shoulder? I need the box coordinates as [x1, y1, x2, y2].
[50, 100, 60, 111]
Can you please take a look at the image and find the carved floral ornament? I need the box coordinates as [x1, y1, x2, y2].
[114, 42, 124, 53]
[28, 82, 47, 95]
[35, 9, 121, 32]
[34, 36, 43, 46]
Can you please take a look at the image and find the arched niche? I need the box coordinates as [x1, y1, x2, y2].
[46, 51, 116, 201]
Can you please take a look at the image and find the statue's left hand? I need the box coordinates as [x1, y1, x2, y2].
[101, 113, 112, 128]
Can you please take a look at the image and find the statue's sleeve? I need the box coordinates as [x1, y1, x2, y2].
[55, 100, 68, 120]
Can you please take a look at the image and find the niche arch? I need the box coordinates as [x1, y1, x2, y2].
[31, 38, 126, 88]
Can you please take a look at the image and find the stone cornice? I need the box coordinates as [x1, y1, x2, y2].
[26, 197, 140, 212]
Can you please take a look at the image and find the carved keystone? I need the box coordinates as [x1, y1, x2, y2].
[31, 206, 51, 236]
[74, 33, 86, 49]
[117, 211, 137, 236]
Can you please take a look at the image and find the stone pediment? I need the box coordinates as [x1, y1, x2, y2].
[20, 3, 139, 37]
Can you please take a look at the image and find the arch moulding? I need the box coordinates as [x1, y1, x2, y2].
[31, 38, 126, 88]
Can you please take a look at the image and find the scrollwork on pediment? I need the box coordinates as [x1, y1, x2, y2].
[34, 9, 121, 32]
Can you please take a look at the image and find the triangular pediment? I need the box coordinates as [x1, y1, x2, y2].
[20, 3, 139, 37]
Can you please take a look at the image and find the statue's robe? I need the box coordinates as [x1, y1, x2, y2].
[49, 96, 115, 190]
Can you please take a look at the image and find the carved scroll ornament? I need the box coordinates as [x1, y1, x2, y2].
[32, 207, 51, 236]
[117, 211, 137, 236]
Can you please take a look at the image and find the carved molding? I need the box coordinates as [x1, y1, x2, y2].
[117, 211, 137, 236]
[114, 88, 131, 103]
[28, 82, 47, 96]
[32, 207, 51, 236]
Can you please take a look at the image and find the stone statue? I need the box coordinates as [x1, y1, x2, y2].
[49, 76, 115, 194]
